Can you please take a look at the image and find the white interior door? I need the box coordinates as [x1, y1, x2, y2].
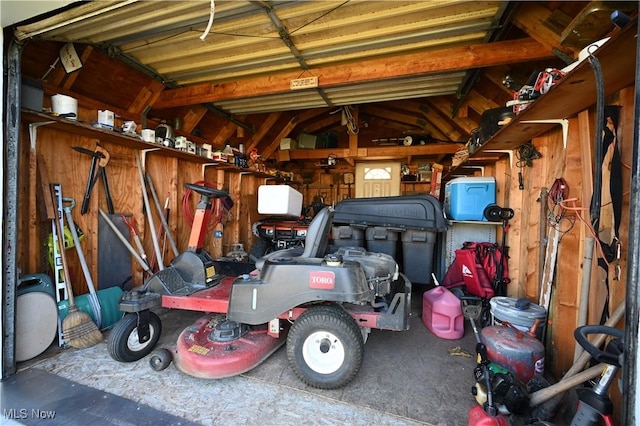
[355, 162, 401, 198]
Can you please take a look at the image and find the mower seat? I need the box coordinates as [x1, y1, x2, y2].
[255, 207, 334, 270]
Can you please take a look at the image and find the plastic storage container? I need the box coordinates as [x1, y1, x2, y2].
[444, 177, 496, 221]
[401, 229, 437, 285]
[258, 185, 303, 216]
[490, 297, 547, 340]
[22, 78, 44, 111]
[422, 286, 464, 339]
[332, 225, 365, 248]
[366, 226, 398, 257]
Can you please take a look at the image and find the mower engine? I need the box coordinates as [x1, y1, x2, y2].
[333, 246, 399, 297]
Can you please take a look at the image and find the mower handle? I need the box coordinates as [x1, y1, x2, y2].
[574, 325, 624, 367]
[185, 183, 230, 199]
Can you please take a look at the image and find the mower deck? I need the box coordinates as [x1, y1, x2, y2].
[171, 314, 287, 379]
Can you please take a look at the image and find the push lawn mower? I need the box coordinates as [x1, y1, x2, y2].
[107, 186, 446, 388]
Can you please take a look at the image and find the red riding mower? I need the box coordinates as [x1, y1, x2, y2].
[107, 184, 445, 389]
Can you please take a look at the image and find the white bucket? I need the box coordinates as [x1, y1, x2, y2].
[51, 94, 78, 120]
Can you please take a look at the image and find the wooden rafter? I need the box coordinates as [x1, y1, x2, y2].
[154, 38, 555, 108]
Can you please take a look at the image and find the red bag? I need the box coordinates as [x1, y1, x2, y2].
[442, 242, 509, 298]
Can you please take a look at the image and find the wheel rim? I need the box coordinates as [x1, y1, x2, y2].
[302, 331, 345, 375]
[127, 325, 156, 352]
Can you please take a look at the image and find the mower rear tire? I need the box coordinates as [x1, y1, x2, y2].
[249, 239, 272, 260]
[108, 312, 162, 362]
[287, 305, 364, 389]
[149, 348, 172, 371]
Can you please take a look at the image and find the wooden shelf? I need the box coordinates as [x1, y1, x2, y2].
[21, 109, 274, 178]
[448, 20, 637, 176]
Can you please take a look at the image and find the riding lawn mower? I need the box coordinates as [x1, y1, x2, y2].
[107, 184, 446, 389]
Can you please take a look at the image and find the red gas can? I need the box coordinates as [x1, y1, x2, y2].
[480, 323, 545, 384]
[468, 405, 509, 426]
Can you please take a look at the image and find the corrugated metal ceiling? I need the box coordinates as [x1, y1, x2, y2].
[15, 0, 505, 115]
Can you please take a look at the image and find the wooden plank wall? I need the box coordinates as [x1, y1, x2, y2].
[507, 85, 633, 419]
[19, 124, 265, 294]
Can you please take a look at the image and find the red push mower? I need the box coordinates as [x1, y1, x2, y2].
[107, 184, 446, 388]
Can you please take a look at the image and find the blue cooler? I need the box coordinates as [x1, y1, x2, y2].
[444, 177, 496, 221]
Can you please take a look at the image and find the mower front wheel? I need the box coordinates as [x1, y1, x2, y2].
[108, 311, 162, 362]
[287, 305, 364, 389]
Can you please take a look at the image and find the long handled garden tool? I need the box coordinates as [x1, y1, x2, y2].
[52, 187, 103, 348]
[62, 197, 102, 328]
[462, 297, 509, 426]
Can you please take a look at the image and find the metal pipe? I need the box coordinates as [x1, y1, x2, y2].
[135, 152, 164, 270]
[98, 209, 151, 273]
[2, 38, 24, 380]
[145, 174, 179, 257]
[622, 14, 640, 425]
[63, 199, 102, 328]
[574, 236, 595, 362]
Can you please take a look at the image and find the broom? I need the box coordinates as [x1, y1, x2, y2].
[52, 186, 103, 348]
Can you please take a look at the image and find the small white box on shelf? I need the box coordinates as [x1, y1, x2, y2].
[280, 138, 297, 150]
[258, 185, 303, 216]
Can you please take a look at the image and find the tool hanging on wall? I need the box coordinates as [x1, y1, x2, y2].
[73, 145, 114, 214]
[146, 174, 179, 258]
[121, 214, 149, 271]
[587, 49, 623, 326]
[149, 194, 171, 272]
[51, 185, 103, 349]
[515, 142, 542, 190]
[62, 197, 102, 328]
[539, 178, 575, 345]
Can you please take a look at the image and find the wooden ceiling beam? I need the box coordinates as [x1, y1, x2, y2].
[425, 97, 479, 134]
[154, 38, 555, 108]
[182, 105, 209, 135]
[462, 90, 501, 116]
[260, 109, 331, 159]
[287, 143, 463, 161]
[246, 112, 283, 152]
[482, 66, 518, 97]
[128, 79, 165, 117]
[212, 121, 238, 147]
[362, 105, 426, 129]
[300, 114, 342, 134]
[418, 102, 467, 141]
[511, 2, 576, 59]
